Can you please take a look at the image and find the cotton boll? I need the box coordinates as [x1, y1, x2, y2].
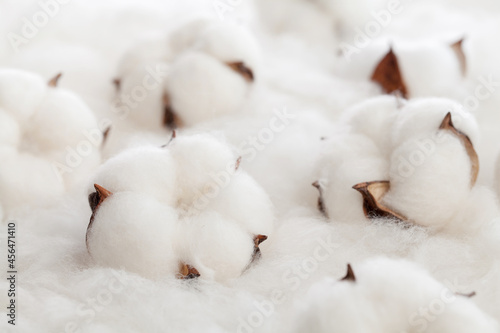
[168, 16, 213, 54]
[0, 68, 47, 122]
[206, 172, 275, 236]
[293, 258, 499, 333]
[392, 98, 479, 147]
[320, 134, 389, 222]
[169, 133, 236, 208]
[335, 38, 390, 80]
[116, 34, 171, 78]
[194, 24, 261, 72]
[182, 212, 255, 282]
[92, 146, 177, 206]
[87, 192, 180, 280]
[396, 41, 462, 98]
[341, 95, 400, 158]
[165, 52, 249, 127]
[383, 133, 471, 229]
[118, 63, 168, 130]
[0, 109, 20, 147]
[28, 88, 102, 151]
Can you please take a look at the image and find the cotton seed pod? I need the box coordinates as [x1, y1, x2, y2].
[168, 133, 237, 209]
[319, 134, 389, 222]
[0, 69, 47, 122]
[391, 98, 479, 151]
[369, 40, 465, 98]
[0, 69, 102, 214]
[165, 52, 249, 127]
[86, 133, 273, 282]
[382, 132, 472, 229]
[87, 191, 180, 279]
[114, 18, 259, 130]
[193, 23, 261, 75]
[205, 172, 275, 236]
[341, 95, 401, 159]
[395, 40, 464, 98]
[180, 213, 255, 282]
[91, 146, 177, 206]
[292, 258, 498, 333]
[117, 62, 168, 130]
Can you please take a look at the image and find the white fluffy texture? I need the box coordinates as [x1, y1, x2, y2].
[383, 133, 472, 230]
[165, 52, 249, 127]
[92, 146, 177, 206]
[87, 133, 274, 282]
[114, 17, 260, 131]
[338, 40, 464, 98]
[340, 95, 400, 159]
[0, 69, 101, 217]
[293, 258, 498, 333]
[320, 133, 389, 222]
[1, 0, 500, 332]
[319, 96, 489, 233]
[88, 192, 180, 279]
[395, 41, 463, 97]
[392, 98, 479, 147]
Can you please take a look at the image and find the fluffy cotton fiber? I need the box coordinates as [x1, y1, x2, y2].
[87, 133, 274, 282]
[292, 258, 499, 333]
[114, 17, 261, 131]
[0, 68, 102, 219]
[2, 0, 500, 332]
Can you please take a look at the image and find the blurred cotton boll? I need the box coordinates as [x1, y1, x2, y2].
[292, 258, 499, 333]
[0, 68, 102, 218]
[113, 17, 261, 132]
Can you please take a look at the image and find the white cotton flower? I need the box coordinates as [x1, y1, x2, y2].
[396, 41, 463, 97]
[0, 69, 102, 216]
[392, 98, 479, 148]
[293, 258, 498, 333]
[165, 52, 249, 127]
[114, 18, 260, 130]
[87, 191, 180, 280]
[92, 146, 177, 206]
[383, 132, 472, 230]
[193, 23, 261, 71]
[341, 95, 400, 159]
[319, 133, 389, 222]
[86, 133, 274, 282]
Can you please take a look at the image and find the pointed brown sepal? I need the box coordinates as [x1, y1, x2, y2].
[113, 78, 121, 91]
[102, 126, 111, 147]
[251, 234, 268, 263]
[456, 291, 476, 298]
[161, 130, 177, 148]
[340, 263, 356, 282]
[48, 73, 62, 87]
[254, 234, 268, 247]
[439, 112, 479, 187]
[451, 38, 466, 77]
[177, 263, 200, 280]
[371, 48, 408, 98]
[235, 156, 242, 171]
[226, 61, 254, 83]
[352, 181, 407, 222]
[86, 184, 113, 250]
[162, 92, 183, 129]
[312, 181, 327, 217]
